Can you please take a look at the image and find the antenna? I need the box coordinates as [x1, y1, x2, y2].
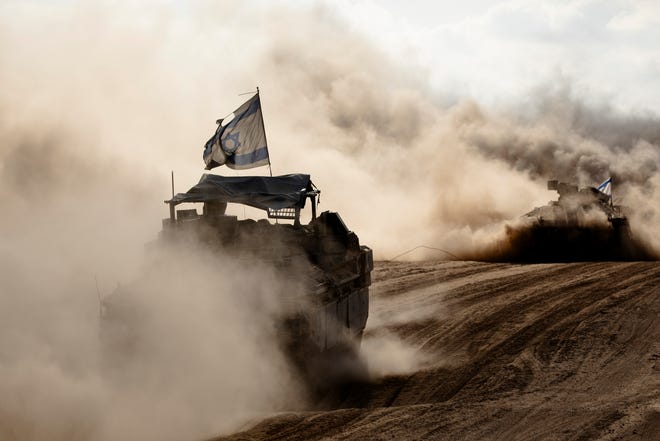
[171, 170, 175, 198]
[94, 275, 102, 318]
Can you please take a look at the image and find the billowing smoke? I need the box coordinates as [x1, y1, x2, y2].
[245, 6, 660, 258]
[0, 229, 306, 441]
[2, 0, 660, 439]
[3, 1, 658, 258]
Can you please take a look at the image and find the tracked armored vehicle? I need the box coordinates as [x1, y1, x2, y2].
[516, 179, 642, 261]
[101, 173, 373, 372]
[525, 180, 627, 229]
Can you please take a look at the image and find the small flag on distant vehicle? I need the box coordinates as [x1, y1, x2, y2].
[597, 177, 612, 198]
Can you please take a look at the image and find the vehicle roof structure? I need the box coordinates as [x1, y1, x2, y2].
[167, 173, 314, 211]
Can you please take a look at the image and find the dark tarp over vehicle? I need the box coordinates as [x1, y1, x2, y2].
[166, 173, 312, 211]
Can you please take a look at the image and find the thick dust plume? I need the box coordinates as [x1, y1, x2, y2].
[0, 133, 309, 440]
[463, 220, 658, 263]
[3, 1, 659, 260]
[0, 5, 308, 435]
[0, 192, 306, 441]
[246, 7, 660, 259]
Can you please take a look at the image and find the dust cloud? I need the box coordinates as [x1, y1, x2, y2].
[2, 1, 659, 258]
[360, 330, 434, 379]
[0, 195, 306, 441]
[1, 1, 660, 440]
[248, 7, 660, 259]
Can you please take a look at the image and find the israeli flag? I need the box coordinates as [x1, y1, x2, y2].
[203, 93, 270, 170]
[597, 177, 612, 198]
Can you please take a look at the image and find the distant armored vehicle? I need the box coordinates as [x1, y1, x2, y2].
[525, 179, 628, 230]
[514, 179, 645, 261]
[102, 174, 373, 373]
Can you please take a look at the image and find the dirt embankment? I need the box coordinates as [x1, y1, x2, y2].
[216, 261, 660, 440]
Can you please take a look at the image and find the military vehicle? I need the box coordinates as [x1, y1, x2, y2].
[514, 179, 645, 261]
[101, 173, 373, 375]
[525, 179, 627, 228]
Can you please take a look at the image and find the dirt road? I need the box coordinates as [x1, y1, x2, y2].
[217, 261, 660, 440]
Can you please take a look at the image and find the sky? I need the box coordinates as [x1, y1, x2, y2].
[333, 0, 660, 112]
[4, 0, 660, 107]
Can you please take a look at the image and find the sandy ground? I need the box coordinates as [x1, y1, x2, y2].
[215, 261, 660, 440]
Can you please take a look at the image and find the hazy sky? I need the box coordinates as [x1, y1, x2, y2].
[323, 0, 660, 113]
[3, 0, 658, 113]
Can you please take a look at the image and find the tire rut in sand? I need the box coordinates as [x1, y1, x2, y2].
[214, 261, 660, 441]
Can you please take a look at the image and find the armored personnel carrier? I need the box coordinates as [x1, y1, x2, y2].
[525, 180, 627, 229]
[101, 173, 373, 373]
[514, 179, 645, 261]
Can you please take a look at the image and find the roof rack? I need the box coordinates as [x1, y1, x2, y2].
[267, 207, 298, 220]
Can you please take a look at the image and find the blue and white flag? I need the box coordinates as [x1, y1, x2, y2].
[203, 94, 270, 170]
[597, 177, 612, 198]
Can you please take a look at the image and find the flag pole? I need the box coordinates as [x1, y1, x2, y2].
[256, 86, 273, 177]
